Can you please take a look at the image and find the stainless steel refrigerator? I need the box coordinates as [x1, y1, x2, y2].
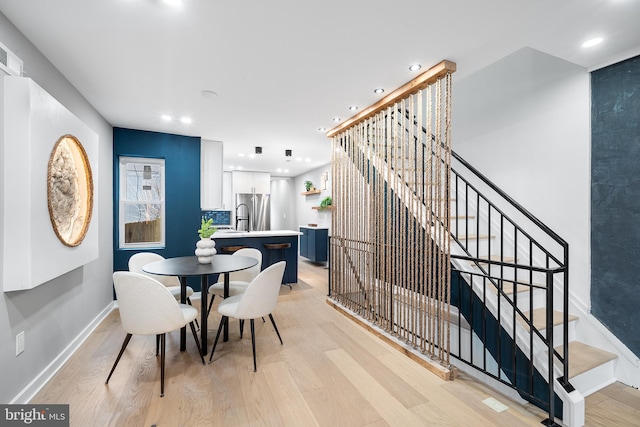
[235, 193, 270, 231]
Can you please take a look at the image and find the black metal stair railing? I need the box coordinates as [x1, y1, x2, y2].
[447, 147, 572, 399]
[396, 106, 573, 422]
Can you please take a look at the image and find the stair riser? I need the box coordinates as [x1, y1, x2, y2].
[567, 360, 617, 397]
[535, 321, 577, 348]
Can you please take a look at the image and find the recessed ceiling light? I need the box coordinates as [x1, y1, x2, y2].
[296, 157, 302, 162]
[582, 37, 603, 48]
[249, 154, 255, 159]
[238, 153, 245, 157]
[161, 114, 172, 121]
[201, 90, 218, 98]
[163, 0, 182, 6]
[237, 166, 243, 170]
[332, 117, 341, 122]
[305, 158, 311, 162]
[180, 117, 192, 124]
[409, 64, 422, 71]
[318, 127, 326, 132]
[276, 168, 283, 173]
[349, 105, 358, 111]
[374, 88, 384, 94]
[284, 169, 289, 173]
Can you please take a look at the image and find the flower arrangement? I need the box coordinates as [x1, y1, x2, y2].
[197, 218, 218, 239]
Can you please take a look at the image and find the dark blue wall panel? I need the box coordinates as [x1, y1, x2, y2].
[113, 128, 202, 289]
[591, 55, 640, 356]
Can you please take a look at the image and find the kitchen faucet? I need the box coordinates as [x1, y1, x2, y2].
[235, 203, 250, 231]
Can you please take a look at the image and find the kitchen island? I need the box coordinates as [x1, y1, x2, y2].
[212, 230, 301, 284]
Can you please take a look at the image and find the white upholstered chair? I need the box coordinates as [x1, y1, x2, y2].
[206, 247, 262, 318]
[208, 261, 285, 371]
[106, 271, 205, 397]
[129, 252, 198, 328]
[128, 252, 195, 302]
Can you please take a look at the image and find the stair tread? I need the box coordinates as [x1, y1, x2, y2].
[483, 279, 545, 296]
[521, 308, 578, 331]
[554, 341, 618, 379]
[454, 234, 494, 240]
[497, 281, 532, 294]
[478, 256, 517, 265]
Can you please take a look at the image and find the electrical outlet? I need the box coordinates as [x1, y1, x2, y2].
[16, 331, 25, 356]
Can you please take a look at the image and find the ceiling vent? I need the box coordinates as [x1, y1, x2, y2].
[0, 41, 23, 76]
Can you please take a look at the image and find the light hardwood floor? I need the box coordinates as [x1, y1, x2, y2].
[31, 259, 640, 426]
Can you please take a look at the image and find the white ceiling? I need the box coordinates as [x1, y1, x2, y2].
[1, 0, 639, 177]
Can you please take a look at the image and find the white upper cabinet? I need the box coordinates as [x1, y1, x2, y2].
[201, 140, 223, 209]
[232, 171, 270, 194]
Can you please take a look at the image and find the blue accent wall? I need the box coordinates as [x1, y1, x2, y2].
[591, 55, 640, 357]
[113, 128, 202, 289]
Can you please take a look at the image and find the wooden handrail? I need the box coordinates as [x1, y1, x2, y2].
[326, 60, 456, 138]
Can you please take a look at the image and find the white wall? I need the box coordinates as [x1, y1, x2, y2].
[453, 47, 591, 310]
[295, 164, 332, 232]
[0, 12, 114, 403]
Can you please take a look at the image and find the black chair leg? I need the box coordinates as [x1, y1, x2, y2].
[240, 319, 244, 339]
[250, 319, 257, 372]
[206, 294, 216, 319]
[160, 333, 166, 397]
[189, 321, 206, 365]
[187, 298, 200, 330]
[208, 316, 227, 363]
[155, 334, 160, 356]
[106, 333, 132, 384]
[268, 314, 283, 345]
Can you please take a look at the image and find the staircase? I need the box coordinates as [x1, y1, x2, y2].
[326, 62, 621, 426]
[434, 142, 617, 426]
[367, 109, 618, 426]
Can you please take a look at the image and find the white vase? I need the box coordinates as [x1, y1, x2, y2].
[195, 237, 217, 263]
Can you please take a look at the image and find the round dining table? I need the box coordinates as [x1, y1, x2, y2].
[143, 254, 258, 356]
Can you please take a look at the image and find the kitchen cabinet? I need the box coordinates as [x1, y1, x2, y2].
[213, 230, 300, 284]
[300, 227, 328, 263]
[201, 140, 223, 209]
[232, 171, 270, 194]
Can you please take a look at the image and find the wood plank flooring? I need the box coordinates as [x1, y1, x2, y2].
[31, 259, 639, 426]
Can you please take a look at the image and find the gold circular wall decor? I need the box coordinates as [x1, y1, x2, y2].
[47, 134, 94, 247]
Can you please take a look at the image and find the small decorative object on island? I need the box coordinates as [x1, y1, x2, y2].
[304, 180, 314, 191]
[195, 218, 218, 263]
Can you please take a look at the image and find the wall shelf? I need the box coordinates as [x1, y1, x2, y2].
[301, 190, 321, 196]
[312, 206, 333, 210]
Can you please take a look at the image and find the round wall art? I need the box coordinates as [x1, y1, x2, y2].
[47, 134, 94, 247]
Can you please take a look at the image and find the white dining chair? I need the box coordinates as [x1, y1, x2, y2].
[208, 261, 285, 371]
[106, 271, 205, 397]
[129, 252, 198, 329]
[205, 247, 262, 318]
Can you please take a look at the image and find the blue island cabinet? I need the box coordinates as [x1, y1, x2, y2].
[300, 227, 328, 263]
[212, 232, 299, 285]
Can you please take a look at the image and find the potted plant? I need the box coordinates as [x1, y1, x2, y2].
[197, 218, 217, 239]
[195, 218, 218, 263]
[304, 180, 314, 192]
[320, 196, 332, 209]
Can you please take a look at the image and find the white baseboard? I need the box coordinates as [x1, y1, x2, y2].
[10, 302, 116, 404]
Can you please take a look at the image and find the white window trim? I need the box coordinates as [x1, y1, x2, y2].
[118, 156, 166, 249]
